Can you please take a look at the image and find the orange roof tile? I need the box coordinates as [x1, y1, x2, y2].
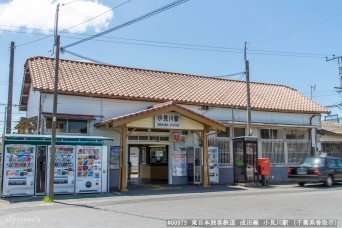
[20, 56, 330, 114]
[319, 121, 342, 135]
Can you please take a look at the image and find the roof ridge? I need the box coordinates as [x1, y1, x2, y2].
[27, 56, 296, 90]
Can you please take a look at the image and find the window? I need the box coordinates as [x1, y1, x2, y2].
[261, 140, 285, 164]
[234, 128, 245, 137]
[217, 127, 230, 137]
[261, 129, 278, 139]
[46, 118, 87, 134]
[287, 141, 310, 164]
[160, 137, 170, 142]
[336, 159, 342, 167]
[150, 147, 167, 164]
[128, 136, 139, 140]
[141, 147, 147, 164]
[286, 130, 306, 140]
[68, 120, 87, 133]
[322, 142, 342, 158]
[301, 158, 324, 167]
[327, 159, 337, 168]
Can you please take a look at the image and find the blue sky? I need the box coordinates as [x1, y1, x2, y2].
[1, 0, 342, 132]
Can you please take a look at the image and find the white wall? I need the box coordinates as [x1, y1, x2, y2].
[320, 135, 342, 142]
[26, 85, 40, 118]
[38, 94, 322, 135]
[41, 94, 156, 121]
[182, 104, 321, 127]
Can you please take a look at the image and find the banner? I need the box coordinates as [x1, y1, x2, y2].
[208, 147, 219, 183]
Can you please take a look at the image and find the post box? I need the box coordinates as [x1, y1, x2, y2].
[258, 158, 270, 176]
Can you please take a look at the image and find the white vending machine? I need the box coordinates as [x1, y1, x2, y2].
[47, 145, 76, 194]
[2, 145, 36, 196]
[75, 146, 103, 193]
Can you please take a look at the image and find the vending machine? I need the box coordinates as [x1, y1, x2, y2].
[47, 145, 76, 194]
[2, 145, 35, 196]
[75, 146, 102, 193]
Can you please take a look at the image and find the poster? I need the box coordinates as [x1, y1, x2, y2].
[172, 155, 187, 176]
[173, 133, 187, 155]
[109, 146, 120, 169]
[208, 147, 219, 183]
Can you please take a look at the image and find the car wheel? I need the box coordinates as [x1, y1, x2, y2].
[325, 175, 333, 187]
[298, 182, 305, 187]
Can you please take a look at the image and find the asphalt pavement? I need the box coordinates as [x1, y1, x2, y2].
[0, 182, 341, 228]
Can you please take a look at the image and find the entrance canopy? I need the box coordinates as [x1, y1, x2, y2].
[95, 101, 226, 132]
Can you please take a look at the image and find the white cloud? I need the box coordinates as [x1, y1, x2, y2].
[0, 0, 113, 33]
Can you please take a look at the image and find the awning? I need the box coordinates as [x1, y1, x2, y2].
[95, 101, 226, 132]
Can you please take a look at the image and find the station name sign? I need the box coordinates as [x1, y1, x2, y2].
[155, 113, 182, 129]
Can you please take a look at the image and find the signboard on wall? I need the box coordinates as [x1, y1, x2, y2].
[155, 113, 181, 129]
[208, 147, 219, 183]
[172, 155, 187, 176]
[109, 146, 120, 169]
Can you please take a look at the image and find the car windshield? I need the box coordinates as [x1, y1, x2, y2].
[300, 158, 324, 167]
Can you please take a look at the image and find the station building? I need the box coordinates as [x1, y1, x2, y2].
[2, 56, 330, 195]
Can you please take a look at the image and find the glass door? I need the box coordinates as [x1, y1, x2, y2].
[35, 146, 46, 194]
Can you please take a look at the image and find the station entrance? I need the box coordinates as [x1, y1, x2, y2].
[96, 101, 226, 191]
[128, 144, 169, 185]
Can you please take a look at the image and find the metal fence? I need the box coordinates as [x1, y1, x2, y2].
[208, 137, 231, 165]
[261, 139, 310, 164]
[260, 139, 285, 164]
[321, 142, 342, 158]
[287, 140, 310, 164]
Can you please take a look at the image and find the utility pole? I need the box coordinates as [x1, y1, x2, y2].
[3, 106, 7, 134]
[245, 42, 252, 136]
[46, 3, 60, 203]
[326, 55, 342, 92]
[6, 42, 15, 134]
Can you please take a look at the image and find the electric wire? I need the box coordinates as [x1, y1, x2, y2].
[62, 49, 108, 65]
[213, 72, 246, 78]
[256, 10, 342, 43]
[1, 27, 331, 58]
[62, 0, 189, 49]
[63, 0, 132, 33]
[15, 0, 131, 48]
[62, 0, 81, 6]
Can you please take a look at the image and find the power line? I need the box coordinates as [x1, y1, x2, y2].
[213, 71, 246, 78]
[62, 49, 108, 64]
[62, 0, 189, 49]
[15, 0, 131, 48]
[62, 0, 81, 6]
[0, 26, 332, 58]
[256, 10, 342, 43]
[62, 0, 132, 33]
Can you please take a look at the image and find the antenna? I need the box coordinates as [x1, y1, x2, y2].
[308, 83, 316, 99]
[326, 55, 342, 92]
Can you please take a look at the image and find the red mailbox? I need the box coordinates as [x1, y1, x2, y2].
[258, 158, 270, 176]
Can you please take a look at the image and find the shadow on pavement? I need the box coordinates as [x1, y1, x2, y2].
[0, 179, 250, 204]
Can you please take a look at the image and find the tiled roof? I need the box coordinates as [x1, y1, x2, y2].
[319, 121, 342, 135]
[20, 56, 330, 114]
[96, 101, 226, 131]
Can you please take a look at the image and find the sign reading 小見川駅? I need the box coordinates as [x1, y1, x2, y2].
[155, 113, 181, 129]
